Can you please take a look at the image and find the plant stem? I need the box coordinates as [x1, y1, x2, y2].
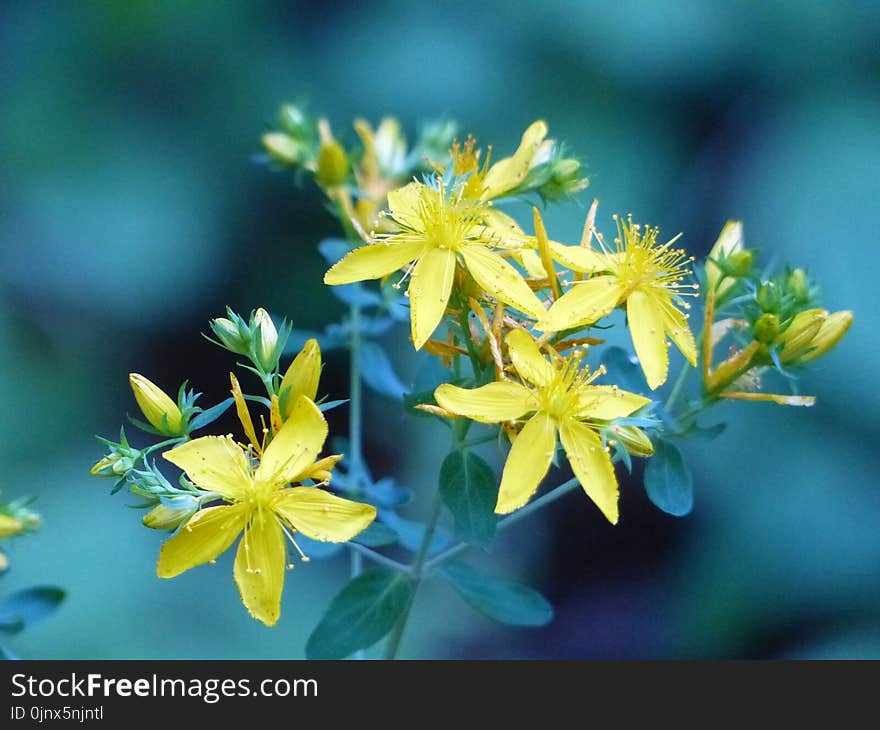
[349, 542, 411, 573]
[664, 364, 690, 412]
[383, 490, 444, 659]
[348, 304, 363, 474]
[424, 477, 581, 571]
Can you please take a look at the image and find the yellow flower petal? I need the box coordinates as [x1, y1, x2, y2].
[480, 120, 548, 200]
[801, 310, 853, 362]
[233, 514, 286, 626]
[506, 328, 553, 386]
[324, 239, 426, 285]
[496, 412, 557, 514]
[386, 182, 425, 230]
[274, 487, 376, 542]
[435, 382, 537, 424]
[409, 247, 456, 350]
[163, 436, 252, 499]
[539, 275, 623, 331]
[559, 418, 619, 524]
[575, 385, 651, 420]
[256, 396, 328, 486]
[519, 249, 547, 278]
[658, 297, 697, 366]
[481, 208, 531, 248]
[459, 245, 546, 319]
[230, 372, 261, 451]
[627, 288, 669, 390]
[547, 241, 608, 274]
[279, 339, 322, 419]
[156, 504, 248, 578]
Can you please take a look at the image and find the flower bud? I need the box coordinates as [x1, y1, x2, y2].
[611, 425, 654, 457]
[777, 309, 825, 363]
[90, 452, 135, 477]
[279, 104, 309, 135]
[143, 503, 195, 531]
[705, 221, 743, 295]
[210, 316, 250, 355]
[801, 310, 853, 362]
[787, 268, 810, 304]
[0, 514, 23, 539]
[253, 308, 280, 371]
[753, 313, 780, 344]
[724, 249, 753, 278]
[262, 132, 303, 166]
[756, 281, 779, 313]
[129, 374, 185, 436]
[316, 140, 350, 187]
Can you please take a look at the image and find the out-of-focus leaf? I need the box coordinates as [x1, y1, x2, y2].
[306, 568, 413, 659]
[317, 238, 351, 265]
[378, 510, 451, 554]
[644, 438, 693, 516]
[331, 283, 384, 308]
[601, 346, 648, 394]
[358, 342, 409, 399]
[439, 451, 498, 549]
[439, 561, 553, 626]
[0, 587, 65, 635]
[366, 477, 412, 508]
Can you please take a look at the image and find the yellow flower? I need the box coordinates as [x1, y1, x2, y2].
[129, 374, 185, 436]
[435, 329, 650, 522]
[798, 310, 853, 362]
[324, 180, 546, 349]
[540, 215, 698, 389]
[157, 395, 376, 626]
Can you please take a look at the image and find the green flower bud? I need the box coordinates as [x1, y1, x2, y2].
[724, 249, 754, 278]
[279, 104, 308, 135]
[316, 140, 350, 187]
[210, 316, 250, 355]
[262, 132, 303, 166]
[787, 268, 810, 304]
[611, 425, 654, 457]
[253, 308, 280, 371]
[756, 282, 779, 313]
[753, 313, 780, 344]
[143, 503, 196, 531]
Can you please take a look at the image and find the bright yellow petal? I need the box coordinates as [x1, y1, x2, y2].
[627, 289, 669, 390]
[519, 249, 547, 278]
[230, 372, 260, 451]
[658, 297, 697, 366]
[481, 207, 531, 248]
[506, 328, 553, 386]
[435, 382, 537, 424]
[460, 245, 546, 319]
[480, 120, 548, 200]
[547, 242, 608, 273]
[233, 514, 286, 626]
[129, 373, 184, 435]
[274, 487, 376, 542]
[163, 436, 252, 499]
[279, 339, 322, 419]
[559, 418, 618, 524]
[539, 275, 623, 331]
[156, 504, 247, 578]
[496, 412, 557, 514]
[256, 395, 328, 486]
[386, 182, 425, 230]
[575, 385, 651, 421]
[324, 239, 426, 285]
[409, 247, 456, 350]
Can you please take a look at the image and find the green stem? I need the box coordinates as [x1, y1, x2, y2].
[348, 304, 364, 474]
[383, 490, 444, 659]
[349, 542, 410, 573]
[665, 364, 690, 412]
[456, 305, 482, 376]
[424, 477, 581, 571]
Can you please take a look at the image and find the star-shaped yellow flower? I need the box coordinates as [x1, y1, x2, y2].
[324, 180, 546, 349]
[435, 329, 650, 523]
[540, 215, 698, 389]
[157, 395, 376, 626]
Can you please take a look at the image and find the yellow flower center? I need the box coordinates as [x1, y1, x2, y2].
[535, 350, 603, 421]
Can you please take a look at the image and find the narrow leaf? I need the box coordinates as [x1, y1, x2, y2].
[358, 342, 409, 399]
[188, 398, 234, 431]
[0, 587, 65, 635]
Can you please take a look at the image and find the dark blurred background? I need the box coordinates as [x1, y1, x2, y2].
[1, 0, 878, 658]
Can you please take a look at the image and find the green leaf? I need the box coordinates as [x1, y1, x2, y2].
[0, 587, 65, 635]
[643, 438, 693, 516]
[439, 561, 553, 626]
[306, 568, 413, 659]
[189, 398, 233, 431]
[439, 451, 498, 548]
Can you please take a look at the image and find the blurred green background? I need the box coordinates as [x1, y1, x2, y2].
[1, 0, 878, 658]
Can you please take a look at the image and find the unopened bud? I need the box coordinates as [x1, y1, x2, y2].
[253, 308, 280, 371]
[262, 132, 303, 165]
[787, 268, 810, 304]
[801, 310, 853, 362]
[210, 316, 250, 355]
[778, 309, 825, 363]
[129, 374, 185, 436]
[316, 140, 349, 187]
[753, 313, 780, 344]
[143, 503, 195, 531]
[724, 249, 753, 278]
[0, 515, 23, 539]
[611, 425, 654, 457]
